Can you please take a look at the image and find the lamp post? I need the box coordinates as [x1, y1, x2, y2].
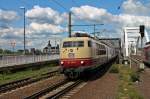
[10, 40, 16, 55]
[20, 6, 26, 55]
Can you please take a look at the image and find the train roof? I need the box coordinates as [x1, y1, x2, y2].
[62, 37, 92, 41]
[62, 36, 115, 49]
[63, 32, 99, 41]
[62, 33, 114, 47]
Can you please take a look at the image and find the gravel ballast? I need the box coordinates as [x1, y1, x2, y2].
[0, 75, 65, 99]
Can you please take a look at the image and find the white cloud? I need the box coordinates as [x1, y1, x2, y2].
[118, 14, 150, 27]
[71, 5, 114, 23]
[0, 27, 23, 39]
[28, 22, 66, 34]
[69, 3, 150, 41]
[0, 26, 63, 49]
[0, 27, 24, 49]
[0, 9, 18, 22]
[26, 6, 65, 24]
[13, 5, 69, 49]
[122, 0, 150, 16]
[70, 4, 150, 28]
[24, 22, 66, 49]
[2, 0, 150, 50]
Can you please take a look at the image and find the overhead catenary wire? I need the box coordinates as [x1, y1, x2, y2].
[50, 0, 80, 18]
[117, 0, 124, 10]
[70, 0, 104, 34]
[71, 24, 104, 26]
[50, 0, 104, 36]
[51, 0, 69, 11]
[71, 0, 80, 7]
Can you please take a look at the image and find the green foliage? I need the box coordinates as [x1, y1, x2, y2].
[117, 64, 143, 99]
[3, 49, 13, 54]
[0, 48, 3, 54]
[130, 71, 140, 82]
[17, 50, 24, 54]
[109, 64, 119, 73]
[0, 64, 56, 85]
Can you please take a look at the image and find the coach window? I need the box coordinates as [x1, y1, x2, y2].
[101, 45, 105, 49]
[88, 40, 92, 47]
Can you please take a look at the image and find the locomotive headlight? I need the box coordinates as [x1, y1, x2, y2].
[80, 61, 84, 64]
[61, 61, 64, 65]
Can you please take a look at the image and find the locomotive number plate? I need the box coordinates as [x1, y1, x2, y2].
[68, 53, 74, 58]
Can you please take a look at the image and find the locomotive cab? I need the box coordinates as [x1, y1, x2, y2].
[60, 38, 92, 66]
[60, 37, 94, 79]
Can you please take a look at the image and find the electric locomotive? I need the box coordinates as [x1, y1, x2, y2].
[60, 33, 116, 79]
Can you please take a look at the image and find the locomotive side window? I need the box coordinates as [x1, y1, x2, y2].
[77, 41, 84, 47]
[63, 41, 84, 47]
[88, 40, 92, 47]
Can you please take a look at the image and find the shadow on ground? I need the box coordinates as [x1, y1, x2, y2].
[81, 56, 117, 81]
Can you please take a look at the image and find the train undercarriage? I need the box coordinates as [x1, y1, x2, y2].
[61, 56, 118, 79]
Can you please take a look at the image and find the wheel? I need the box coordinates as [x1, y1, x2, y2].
[67, 72, 80, 80]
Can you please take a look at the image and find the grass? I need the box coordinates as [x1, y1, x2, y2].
[116, 64, 143, 99]
[0, 64, 57, 85]
[109, 64, 119, 73]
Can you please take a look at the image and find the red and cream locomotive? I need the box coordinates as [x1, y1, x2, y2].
[60, 33, 116, 79]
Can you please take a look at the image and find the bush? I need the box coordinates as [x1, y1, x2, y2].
[109, 64, 119, 73]
[130, 71, 140, 82]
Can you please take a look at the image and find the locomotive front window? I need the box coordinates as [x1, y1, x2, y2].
[63, 41, 72, 47]
[63, 41, 84, 47]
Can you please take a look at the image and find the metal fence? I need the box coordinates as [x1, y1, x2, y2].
[0, 54, 59, 67]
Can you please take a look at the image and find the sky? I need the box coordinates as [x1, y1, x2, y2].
[0, 0, 150, 50]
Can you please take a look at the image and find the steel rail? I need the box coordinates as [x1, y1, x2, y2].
[24, 79, 69, 99]
[47, 80, 82, 99]
[0, 70, 59, 94]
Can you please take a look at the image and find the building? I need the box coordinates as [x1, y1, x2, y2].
[50, 44, 59, 54]
[43, 40, 51, 54]
[43, 40, 59, 54]
[30, 48, 35, 54]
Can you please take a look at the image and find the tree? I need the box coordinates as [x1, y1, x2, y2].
[0, 48, 3, 54]
[4, 49, 13, 54]
[17, 49, 24, 54]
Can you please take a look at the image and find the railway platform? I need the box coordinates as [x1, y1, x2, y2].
[0, 54, 59, 67]
[0, 54, 59, 73]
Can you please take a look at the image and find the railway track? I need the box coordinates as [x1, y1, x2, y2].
[0, 70, 59, 94]
[130, 58, 141, 63]
[24, 79, 83, 99]
[131, 55, 143, 62]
